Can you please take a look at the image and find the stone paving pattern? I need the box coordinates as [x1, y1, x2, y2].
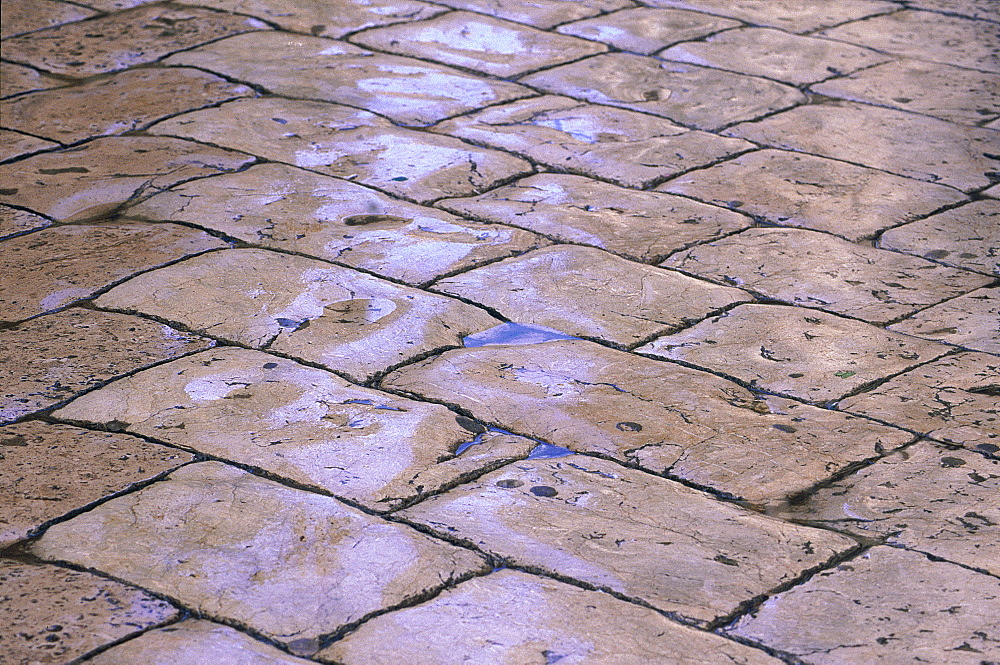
[1, 0, 998, 663]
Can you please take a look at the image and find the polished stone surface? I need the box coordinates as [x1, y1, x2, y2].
[558, 7, 740, 55]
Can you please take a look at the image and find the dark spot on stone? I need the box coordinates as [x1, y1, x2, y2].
[773, 424, 797, 433]
[976, 443, 999, 454]
[104, 420, 130, 432]
[271, 117, 288, 124]
[616, 421, 642, 432]
[728, 200, 744, 208]
[287, 638, 319, 657]
[343, 214, 410, 226]
[310, 24, 325, 35]
[923, 249, 951, 259]
[391, 176, 409, 181]
[496, 479, 523, 488]
[530, 485, 558, 497]
[262, 362, 278, 369]
[968, 384, 1000, 396]
[892, 97, 913, 104]
[713, 554, 739, 566]
[38, 167, 90, 174]
[455, 415, 485, 433]
[0, 188, 18, 195]
[1, 435, 28, 446]
[941, 457, 966, 467]
[789, 372, 805, 378]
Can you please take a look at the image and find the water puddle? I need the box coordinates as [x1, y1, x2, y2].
[463, 322, 578, 347]
[526, 442, 575, 460]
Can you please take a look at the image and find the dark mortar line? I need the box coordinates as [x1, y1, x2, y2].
[709, 630, 813, 665]
[803, 32, 1000, 77]
[421, 163, 542, 207]
[887, 543, 1000, 581]
[798, 4, 908, 37]
[637, 146, 763, 192]
[69, 613, 192, 665]
[379, 456, 532, 515]
[622, 297, 760, 352]
[329, 2, 454, 41]
[544, 1, 647, 31]
[878, 276, 1000, 328]
[899, 1, 1000, 25]
[415, 240, 550, 289]
[869, 194, 979, 243]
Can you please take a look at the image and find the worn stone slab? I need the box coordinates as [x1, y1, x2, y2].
[152, 98, 530, 204]
[557, 7, 740, 55]
[0, 420, 193, 548]
[320, 569, 783, 664]
[1, 67, 254, 145]
[639, 304, 950, 403]
[658, 149, 966, 241]
[727, 101, 1000, 192]
[0, 61, 63, 98]
[440, 173, 751, 262]
[1, 560, 179, 664]
[890, 288, 1000, 354]
[521, 53, 805, 131]
[93, 248, 499, 381]
[727, 546, 1000, 664]
[0, 0, 96, 38]
[905, 0, 999, 22]
[430, 0, 632, 29]
[163, 32, 531, 126]
[433, 95, 753, 189]
[32, 461, 488, 648]
[0, 128, 58, 162]
[879, 200, 1000, 276]
[384, 339, 913, 503]
[641, 0, 899, 33]
[0, 205, 51, 239]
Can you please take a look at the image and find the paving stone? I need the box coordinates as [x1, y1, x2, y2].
[0, 420, 193, 548]
[433, 95, 753, 188]
[32, 461, 489, 648]
[839, 351, 1000, 450]
[638, 304, 950, 404]
[1, 68, 254, 145]
[151, 97, 530, 203]
[521, 53, 806, 131]
[727, 546, 1000, 664]
[0, 61, 63, 98]
[70, 0, 163, 8]
[658, 149, 967, 241]
[660, 28, 891, 85]
[0, 128, 58, 162]
[162, 32, 531, 126]
[320, 569, 784, 664]
[0, 560, 179, 664]
[440, 173, 751, 262]
[640, 0, 899, 33]
[0, 136, 255, 222]
[557, 7, 740, 55]
[0, 205, 51, 239]
[351, 11, 606, 77]
[93, 248, 500, 381]
[0, 222, 227, 322]
[889, 287, 1000, 354]
[435, 245, 753, 346]
[384, 339, 913, 503]
[905, 0, 1000, 22]
[2, 4, 269, 77]
[0, 0, 96, 38]
[428, 0, 632, 29]
[727, 101, 1000, 192]
[878, 200, 1000, 276]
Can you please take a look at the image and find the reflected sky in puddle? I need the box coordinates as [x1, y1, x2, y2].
[463, 322, 578, 347]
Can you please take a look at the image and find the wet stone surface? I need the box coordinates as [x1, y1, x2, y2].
[889, 287, 1000, 355]
[557, 7, 740, 55]
[0, 205, 51, 240]
[0, 0, 96, 39]
[0, 61, 63, 98]
[0, 128, 58, 162]
[430, 0, 632, 29]
[642, 0, 899, 33]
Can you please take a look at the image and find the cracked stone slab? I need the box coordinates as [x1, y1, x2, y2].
[0, 205, 51, 239]
[889, 287, 1000, 354]
[727, 546, 1000, 664]
[429, 0, 632, 29]
[557, 7, 740, 55]
[0, 560, 179, 665]
[400, 457, 855, 625]
[0, 0, 96, 38]
[320, 569, 784, 664]
[351, 11, 606, 77]
[641, 0, 899, 33]
[440, 173, 751, 262]
[31, 461, 488, 648]
[879, 200, 1000, 276]
[638, 304, 950, 404]
[0, 420, 193, 549]
[0, 128, 58, 162]
[93, 248, 500, 381]
[433, 95, 753, 188]
[151, 97, 530, 204]
[162, 32, 531, 126]
[435, 245, 753, 346]
[0, 61, 63, 98]
[727, 101, 1000, 192]
[53, 346, 535, 511]
[658, 149, 967, 241]
[384, 339, 913, 504]
[521, 53, 806, 131]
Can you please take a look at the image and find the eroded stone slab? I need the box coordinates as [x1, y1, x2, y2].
[430, 0, 632, 29]
[0, 0, 96, 38]
[727, 547, 1000, 664]
[890, 287, 1000, 354]
[0, 205, 51, 239]
[0, 61, 63, 98]
[557, 7, 740, 55]
[641, 0, 898, 33]
[0, 128, 57, 162]
[879, 200, 1000, 276]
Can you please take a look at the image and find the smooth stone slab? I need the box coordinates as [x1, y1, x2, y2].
[433, 95, 753, 188]
[727, 101, 1000, 192]
[429, 0, 632, 29]
[93, 248, 499, 381]
[32, 461, 488, 646]
[151, 97, 530, 204]
[0, 0, 96, 38]
[320, 570, 784, 664]
[1, 560, 179, 664]
[658, 149, 966, 241]
[440, 173, 751, 262]
[521, 53, 805, 131]
[163, 32, 531, 126]
[890, 287, 1000, 354]
[0, 420, 193, 548]
[879, 200, 1000, 276]
[639, 304, 949, 403]
[0, 61, 63, 98]
[727, 547, 1000, 664]
[641, 0, 898, 33]
[435, 245, 753, 346]
[0, 128, 57, 162]
[0, 204, 51, 239]
[384, 339, 914, 503]
[557, 7, 740, 55]
[401, 457, 855, 624]
[53, 346, 534, 511]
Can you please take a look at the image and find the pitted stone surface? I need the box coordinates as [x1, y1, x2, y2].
[0, 205, 51, 239]
[658, 149, 966, 241]
[0, 61, 62, 98]
[638, 304, 950, 403]
[441, 173, 751, 262]
[0, 0, 96, 38]
[889, 287, 1000, 354]
[162, 32, 531, 126]
[384, 339, 913, 503]
[430, 0, 632, 29]
[93, 248, 500, 381]
[31, 461, 488, 646]
[641, 0, 899, 33]
[522, 54, 806, 131]
[879, 200, 1000, 276]
[351, 12, 606, 77]
[727, 547, 1000, 664]
[320, 570, 784, 664]
[0, 128, 58, 162]
[435, 245, 753, 346]
[0, 420, 193, 548]
[557, 7, 740, 55]
[433, 95, 754, 188]
[152, 97, 531, 203]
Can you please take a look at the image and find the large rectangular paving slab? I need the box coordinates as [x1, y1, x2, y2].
[558, 7, 740, 55]
[429, 0, 631, 29]
[641, 0, 899, 33]
[889, 287, 1000, 355]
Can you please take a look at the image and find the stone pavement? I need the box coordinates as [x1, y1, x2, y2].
[1, 0, 998, 662]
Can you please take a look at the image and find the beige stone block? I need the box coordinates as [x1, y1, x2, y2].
[889, 287, 999, 354]
[905, 0, 999, 21]
[0, 128, 57, 162]
[429, 0, 631, 29]
[879, 200, 1000, 276]
[440, 173, 750, 262]
[639, 304, 949, 403]
[640, 0, 898, 33]
[0, 61, 63, 98]
[558, 7, 740, 55]
[0, 205, 50, 239]
[521, 53, 805, 131]
[0, 0, 96, 38]
[727, 546, 1000, 664]
[32, 461, 488, 648]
